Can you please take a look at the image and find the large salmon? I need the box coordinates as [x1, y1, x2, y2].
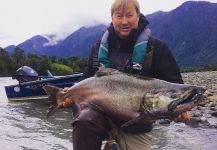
[43, 67, 205, 126]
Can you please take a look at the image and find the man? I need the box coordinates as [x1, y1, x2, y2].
[71, 0, 183, 150]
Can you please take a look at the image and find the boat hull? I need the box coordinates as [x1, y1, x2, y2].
[5, 73, 83, 101]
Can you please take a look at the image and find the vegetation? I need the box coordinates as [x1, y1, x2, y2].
[0, 47, 88, 77]
[1, 46, 216, 77]
[51, 63, 73, 76]
[181, 64, 217, 73]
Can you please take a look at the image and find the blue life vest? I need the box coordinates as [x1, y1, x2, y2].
[98, 29, 151, 74]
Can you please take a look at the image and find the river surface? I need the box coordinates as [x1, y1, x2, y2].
[0, 77, 217, 150]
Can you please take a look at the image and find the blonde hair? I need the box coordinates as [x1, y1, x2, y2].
[111, 0, 140, 16]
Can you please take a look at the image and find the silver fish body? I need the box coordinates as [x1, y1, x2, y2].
[43, 68, 205, 125]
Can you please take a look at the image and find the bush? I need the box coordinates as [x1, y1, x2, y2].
[51, 63, 73, 75]
[181, 64, 217, 73]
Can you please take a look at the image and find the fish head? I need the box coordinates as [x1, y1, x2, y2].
[123, 85, 206, 127]
[167, 85, 206, 114]
[144, 84, 206, 112]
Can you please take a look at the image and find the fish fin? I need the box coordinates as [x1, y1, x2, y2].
[121, 111, 153, 127]
[96, 66, 153, 81]
[129, 74, 153, 81]
[46, 106, 58, 118]
[43, 85, 62, 105]
[43, 85, 62, 96]
[43, 85, 62, 118]
[71, 103, 80, 117]
[95, 66, 119, 77]
[95, 66, 107, 77]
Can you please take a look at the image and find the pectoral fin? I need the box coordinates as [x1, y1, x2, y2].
[121, 111, 154, 127]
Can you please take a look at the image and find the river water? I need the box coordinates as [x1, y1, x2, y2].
[0, 77, 73, 150]
[0, 77, 217, 150]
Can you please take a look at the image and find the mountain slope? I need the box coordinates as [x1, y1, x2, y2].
[5, 45, 16, 53]
[17, 35, 49, 54]
[4, 1, 217, 67]
[50, 24, 106, 57]
[147, 1, 217, 67]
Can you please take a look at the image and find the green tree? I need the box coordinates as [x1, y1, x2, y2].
[49, 55, 57, 63]
[37, 56, 52, 75]
[26, 54, 52, 75]
[11, 47, 26, 69]
[65, 56, 88, 72]
[0, 48, 14, 76]
[0, 49, 87, 77]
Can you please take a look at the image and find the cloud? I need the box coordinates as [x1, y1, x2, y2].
[0, 0, 113, 47]
[0, 0, 216, 47]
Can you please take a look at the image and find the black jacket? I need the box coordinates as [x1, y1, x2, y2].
[82, 37, 183, 134]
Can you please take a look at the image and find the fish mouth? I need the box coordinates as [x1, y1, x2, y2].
[168, 87, 205, 113]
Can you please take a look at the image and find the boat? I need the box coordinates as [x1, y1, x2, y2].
[4, 66, 83, 101]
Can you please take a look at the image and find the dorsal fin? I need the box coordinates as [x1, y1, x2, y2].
[133, 74, 153, 81]
[123, 71, 154, 81]
[95, 66, 153, 81]
[95, 66, 120, 77]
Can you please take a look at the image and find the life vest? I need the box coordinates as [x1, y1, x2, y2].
[98, 28, 153, 75]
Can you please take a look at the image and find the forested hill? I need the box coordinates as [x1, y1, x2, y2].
[5, 1, 217, 67]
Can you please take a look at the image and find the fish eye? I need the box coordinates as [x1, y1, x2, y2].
[170, 94, 177, 99]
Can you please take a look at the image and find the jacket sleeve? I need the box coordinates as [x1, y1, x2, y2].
[151, 39, 184, 84]
[82, 41, 100, 79]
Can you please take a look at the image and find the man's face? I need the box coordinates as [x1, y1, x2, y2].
[112, 5, 139, 38]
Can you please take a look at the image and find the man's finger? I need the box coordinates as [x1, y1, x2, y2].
[63, 98, 74, 107]
[63, 87, 70, 92]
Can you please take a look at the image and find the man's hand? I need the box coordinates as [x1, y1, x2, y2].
[63, 87, 70, 92]
[174, 111, 190, 122]
[62, 98, 74, 107]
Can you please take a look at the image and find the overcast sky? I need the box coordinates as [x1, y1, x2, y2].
[0, 0, 216, 47]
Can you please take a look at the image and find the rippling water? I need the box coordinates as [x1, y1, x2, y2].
[0, 77, 73, 150]
[0, 77, 217, 150]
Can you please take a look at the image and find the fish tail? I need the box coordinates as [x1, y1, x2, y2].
[43, 85, 62, 118]
[46, 106, 58, 118]
[43, 85, 61, 103]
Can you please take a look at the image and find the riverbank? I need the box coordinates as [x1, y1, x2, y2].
[182, 71, 217, 128]
[0, 71, 217, 149]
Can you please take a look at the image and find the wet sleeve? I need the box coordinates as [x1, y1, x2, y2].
[152, 41, 184, 84]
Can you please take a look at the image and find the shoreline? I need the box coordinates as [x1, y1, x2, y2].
[181, 71, 217, 128]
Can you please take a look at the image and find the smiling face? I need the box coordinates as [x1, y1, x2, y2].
[112, 1, 140, 38]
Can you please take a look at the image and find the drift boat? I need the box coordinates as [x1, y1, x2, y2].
[4, 66, 83, 101]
